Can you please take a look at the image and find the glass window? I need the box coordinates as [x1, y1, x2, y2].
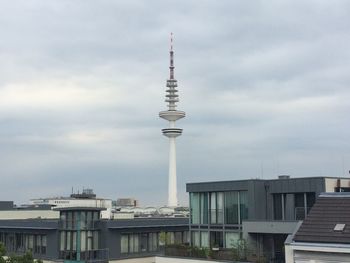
[121, 235, 128, 253]
[225, 191, 239, 224]
[81, 212, 86, 229]
[167, 232, 175, 245]
[217, 192, 224, 224]
[93, 231, 99, 250]
[81, 231, 86, 252]
[200, 232, 209, 248]
[87, 231, 93, 250]
[131, 234, 139, 253]
[210, 193, 216, 224]
[183, 231, 189, 244]
[200, 193, 208, 224]
[93, 211, 99, 221]
[67, 212, 72, 229]
[306, 192, 316, 208]
[140, 233, 148, 252]
[273, 194, 283, 220]
[239, 191, 248, 223]
[191, 231, 200, 247]
[148, 233, 158, 252]
[225, 232, 240, 248]
[60, 232, 65, 251]
[35, 235, 41, 254]
[210, 231, 223, 248]
[175, 232, 182, 244]
[190, 193, 200, 224]
[67, 232, 72, 251]
[41, 235, 47, 255]
[28, 235, 34, 250]
[294, 193, 304, 208]
[72, 232, 77, 250]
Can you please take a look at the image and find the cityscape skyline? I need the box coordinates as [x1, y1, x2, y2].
[0, 1, 350, 206]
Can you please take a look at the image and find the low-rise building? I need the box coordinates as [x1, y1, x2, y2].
[0, 206, 189, 262]
[187, 176, 350, 261]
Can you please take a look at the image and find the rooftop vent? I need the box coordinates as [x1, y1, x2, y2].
[334, 223, 346, 232]
[278, 175, 290, 180]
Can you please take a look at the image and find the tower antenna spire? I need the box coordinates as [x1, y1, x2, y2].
[169, 32, 175, 80]
[159, 33, 186, 207]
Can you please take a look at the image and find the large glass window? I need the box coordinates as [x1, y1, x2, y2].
[93, 231, 99, 250]
[140, 233, 148, 252]
[225, 192, 239, 224]
[239, 191, 248, 223]
[41, 235, 47, 254]
[200, 232, 209, 248]
[225, 232, 240, 248]
[273, 194, 283, 220]
[81, 231, 86, 251]
[210, 192, 224, 224]
[148, 233, 158, 252]
[60, 232, 65, 251]
[190, 193, 200, 224]
[306, 192, 316, 208]
[217, 192, 224, 224]
[130, 234, 139, 253]
[121, 235, 128, 253]
[191, 231, 200, 247]
[210, 192, 216, 224]
[200, 193, 208, 224]
[210, 231, 223, 248]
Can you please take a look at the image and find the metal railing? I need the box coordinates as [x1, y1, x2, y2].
[59, 248, 109, 263]
[58, 220, 99, 230]
[295, 207, 311, 220]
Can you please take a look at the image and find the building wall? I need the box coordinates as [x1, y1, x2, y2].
[285, 245, 350, 263]
[0, 210, 59, 219]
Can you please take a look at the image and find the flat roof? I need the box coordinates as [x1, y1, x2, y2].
[186, 176, 348, 186]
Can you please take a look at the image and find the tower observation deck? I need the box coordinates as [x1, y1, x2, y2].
[159, 34, 185, 207]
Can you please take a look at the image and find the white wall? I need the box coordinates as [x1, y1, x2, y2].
[0, 210, 59, 219]
[110, 257, 224, 263]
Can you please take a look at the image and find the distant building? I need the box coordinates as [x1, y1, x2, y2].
[0, 206, 189, 262]
[116, 198, 139, 207]
[30, 189, 112, 219]
[187, 176, 350, 262]
[285, 192, 350, 263]
[0, 201, 14, 211]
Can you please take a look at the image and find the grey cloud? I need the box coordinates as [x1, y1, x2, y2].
[0, 0, 350, 205]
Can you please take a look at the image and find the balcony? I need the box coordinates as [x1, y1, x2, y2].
[59, 249, 109, 263]
[294, 206, 312, 220]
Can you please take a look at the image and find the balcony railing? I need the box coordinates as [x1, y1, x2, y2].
[59, 249, 109, 263]
[295, 207, 311, 220]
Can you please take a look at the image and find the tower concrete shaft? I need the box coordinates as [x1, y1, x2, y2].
[159, 34, 185, 207]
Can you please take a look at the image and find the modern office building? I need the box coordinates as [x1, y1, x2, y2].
[0, 206, 189, 262]
[187, 176, 350, 262]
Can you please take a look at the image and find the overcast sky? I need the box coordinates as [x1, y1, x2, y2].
[0, 0, 350, 206]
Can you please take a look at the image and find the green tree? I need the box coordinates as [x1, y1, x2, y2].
[0, 243, 42, 263]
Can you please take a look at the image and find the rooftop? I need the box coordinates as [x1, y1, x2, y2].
[294, 193, 350, 244]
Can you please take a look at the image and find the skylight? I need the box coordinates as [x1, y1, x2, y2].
[334, 224, 346, 231]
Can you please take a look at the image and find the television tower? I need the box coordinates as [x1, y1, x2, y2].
[159, 33, 186, 207]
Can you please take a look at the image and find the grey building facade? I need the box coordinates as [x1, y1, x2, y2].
[186, 176, 350, 262]
[0, 207, 189, 262]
